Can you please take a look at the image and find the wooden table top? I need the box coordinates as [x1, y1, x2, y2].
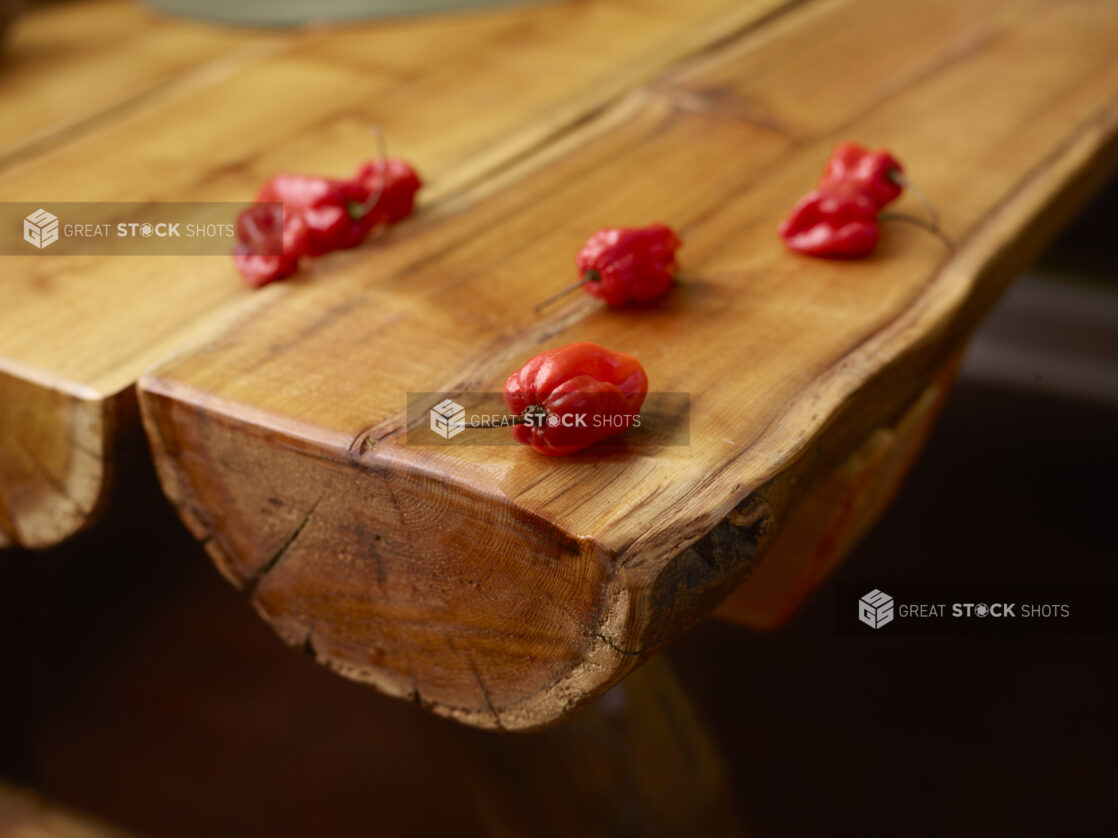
[1, 0, 1116, 729]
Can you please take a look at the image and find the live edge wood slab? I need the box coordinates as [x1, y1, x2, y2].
[3, 0, 1117, 729]
[0, 0, 790, 547]
[137, 0, 1118, 729]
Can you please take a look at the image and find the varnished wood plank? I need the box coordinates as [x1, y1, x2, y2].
[138, 0, 1118, 727]
[0, 0, 288, 169]
[0, 0, 794, 547]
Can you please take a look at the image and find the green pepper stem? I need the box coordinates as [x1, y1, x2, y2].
[533, 270, 599, 312]
[347, 123, 389, 220]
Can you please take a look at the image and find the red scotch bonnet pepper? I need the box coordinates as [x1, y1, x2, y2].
[233, 158, 421, 288]
[778, 181, 881, 258]
[576, 224, 682, 305]
[503, 342, 648, 456]
[818, 142, 903, 210]
[779, 143, 904, 259]
[536, 224, 682, 310]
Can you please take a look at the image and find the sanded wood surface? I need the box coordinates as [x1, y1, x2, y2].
[136, 0, 1118, 729]
[0, 0, 791, 547]
[0, 0, 281, 168]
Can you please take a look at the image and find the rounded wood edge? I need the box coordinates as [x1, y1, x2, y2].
[0, 371, 119, 550]
[138, 379, 643, 731]
[713, 350, 963, 629]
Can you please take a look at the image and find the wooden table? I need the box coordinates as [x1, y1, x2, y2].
[2, 0, 1116, 730]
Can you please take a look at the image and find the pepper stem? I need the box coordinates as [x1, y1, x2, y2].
[347, 123, 389, 221]
[879, 211, 956, 250]
[533, 270, 599, 312]
[889, 170, 939, 229]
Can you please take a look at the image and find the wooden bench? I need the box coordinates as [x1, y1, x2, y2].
[2, 0, 1116, 730]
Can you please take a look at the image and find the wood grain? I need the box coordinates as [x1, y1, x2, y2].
[0, 0, 286, 169]
[0, 0, 793, 547]
[138, 0, 1118, 727]
[0, 370, 110, 550]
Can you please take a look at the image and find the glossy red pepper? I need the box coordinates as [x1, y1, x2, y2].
[354, 159, 423, 225]
[778, 182, 880, 258]
[575, 224, 681, 305]
[233, 158, 422, 287]
[818, 142, 903, 210]
[503, 342, 648, 456]
[232, 202, 307, 288]
[255, 172, 367, 258]
[298, 159, 422, 256]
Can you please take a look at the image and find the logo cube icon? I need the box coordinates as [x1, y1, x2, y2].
[24, 208, 59, 249]
[858, 589, 894, 629]
[430, 398, 466, 439]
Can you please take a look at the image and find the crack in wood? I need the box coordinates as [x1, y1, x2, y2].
[594, 632, 644, 658]
[302, 631, 318, 659]
[465, 650, 505, 731]
[245, 499, 320, 595]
